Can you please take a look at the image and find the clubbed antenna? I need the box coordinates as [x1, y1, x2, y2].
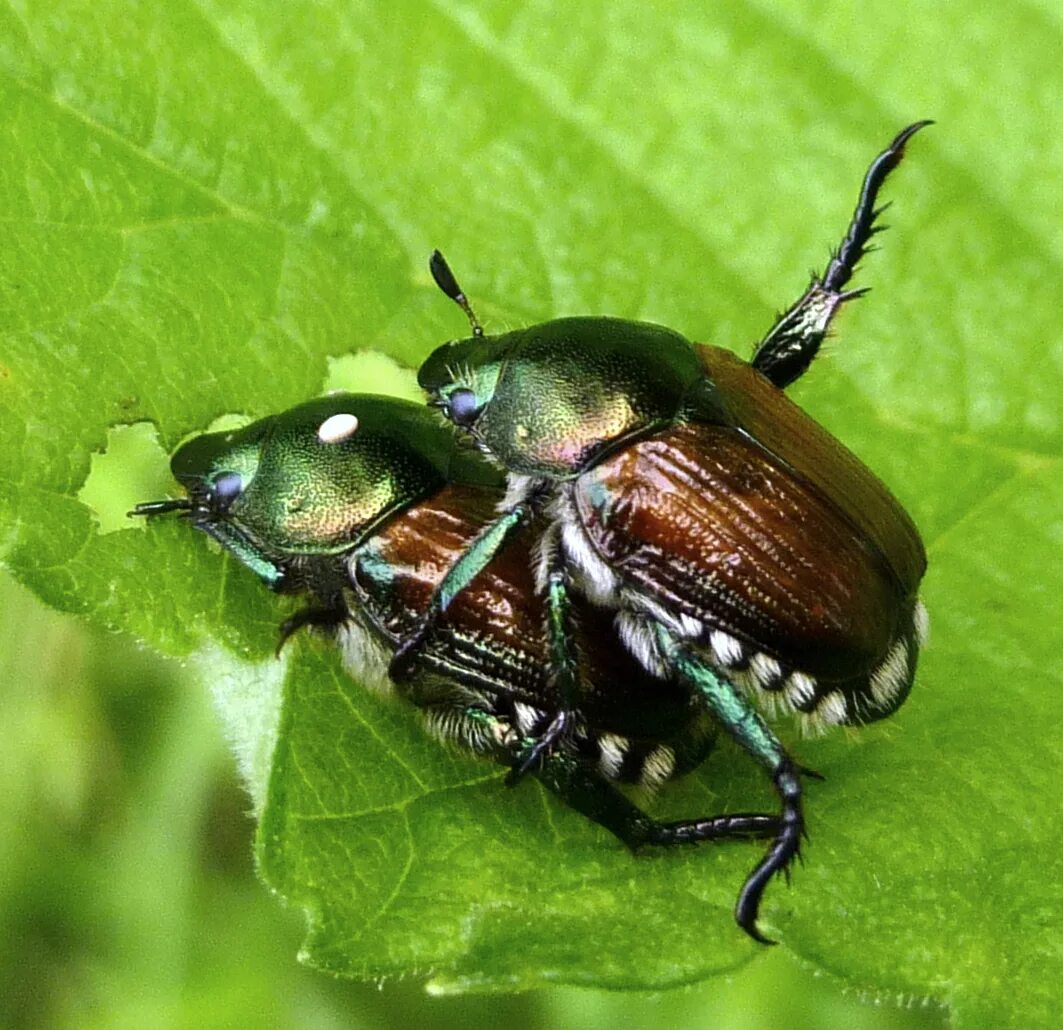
[429, 250, 484, 337]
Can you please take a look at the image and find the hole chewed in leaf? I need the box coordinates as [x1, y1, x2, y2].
[79, 415, 253, 534]
[323, 350, 420, 401]
[78, 422, 174, 534]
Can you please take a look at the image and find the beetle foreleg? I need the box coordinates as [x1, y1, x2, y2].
[751, 121, 931, 389]
[505, 565, 582, 785]
[275, 604, 349, 657]
[656, 626, 805, 945]
[388, 500, 533, 682]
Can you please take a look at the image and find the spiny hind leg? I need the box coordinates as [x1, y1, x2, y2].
[655, 625, 808, 944]
[426, 699, 782, 847]
[751, 121, 931, 389]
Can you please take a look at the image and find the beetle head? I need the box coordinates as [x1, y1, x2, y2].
[134, 396, 469, 587]
[420, 316, 710, 479]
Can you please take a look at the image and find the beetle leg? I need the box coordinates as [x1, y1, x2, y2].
[534, 747, 781, 848]
[388, 500, 534, 682]
[275, 604, 349, 657]
[505, 565, 581, 785]
[431, 700, 781, 845]
[751, 121, 931, 389]
[655, 624, 805, 945]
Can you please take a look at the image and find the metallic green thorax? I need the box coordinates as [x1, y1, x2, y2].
[419, 317, 722, 477]
[165, 395, 489, 588]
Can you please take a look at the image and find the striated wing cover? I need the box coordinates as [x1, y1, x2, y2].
[576, 346, 926, 696]
[698, 344, 926, 595]
[350, 484, 700, 745]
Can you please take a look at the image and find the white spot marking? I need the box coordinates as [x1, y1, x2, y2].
[913, 600, 930, 648]
[786, 672, 818, 709]
[513, 702, 542, 735]
[616, 611, 669, 679]
[551, 486, 621, 605]
[641, 745, 677, 789]
[532, 523, 561, 595]
[424, 708, 462, 744]
[500, 473, 537, 511]
[870, 638, 910, 706]
[597, 733, 629, 779]
[317, 412, 359, 443]
[710, 630, 744, 668]
[818, 691, 849, 726]
[629, 593, 702, 641]
[750, 652, 782, 689]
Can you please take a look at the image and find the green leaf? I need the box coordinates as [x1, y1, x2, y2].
[1, 1, 1059, 1025]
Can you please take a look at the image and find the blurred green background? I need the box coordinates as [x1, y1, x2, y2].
[0, 570, 944, 1028]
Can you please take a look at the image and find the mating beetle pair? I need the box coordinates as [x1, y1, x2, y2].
[135, 123, 929, 943]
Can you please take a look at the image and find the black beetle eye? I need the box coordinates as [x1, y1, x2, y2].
[211, 471, 244, 511]
[448, 388, 482, 427]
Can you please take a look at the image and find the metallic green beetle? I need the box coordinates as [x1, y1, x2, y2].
[400, 123, 931, 942]
[134, 395, 782, 871]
